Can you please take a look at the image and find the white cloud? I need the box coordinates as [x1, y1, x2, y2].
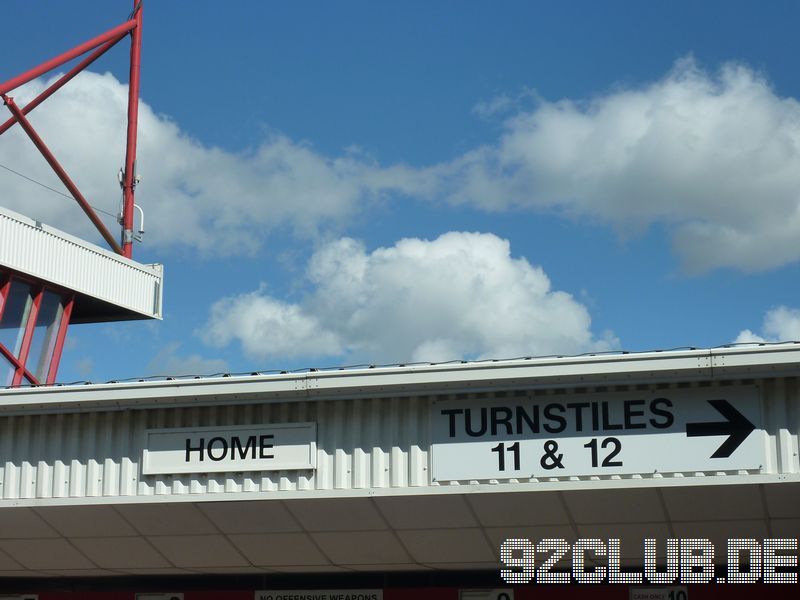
[202, 291, 343, 360]
[735, 306, 800, 344]
[438, 58, 800, 272]
[0, 71, 427, 255]
[146, 341, 229, 376]
[201, 232, 617, 364]
[5, 60, 800, 272]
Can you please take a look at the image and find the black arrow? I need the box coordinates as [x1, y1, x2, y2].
[685, 399, 756, 459]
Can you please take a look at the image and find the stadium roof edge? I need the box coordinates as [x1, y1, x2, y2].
[0, 344, 798, 415]
[0, 205, 163, 322]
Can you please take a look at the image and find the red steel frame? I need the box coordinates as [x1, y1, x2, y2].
[4, 96, 123, 253]
[0, 276, 7, 317]
[0, 2, 143, 385]
[0, 1, 143, 258]
[47, 295, 74, 384]
[12, 283, 43, 386]
[0, 273, 75, 386]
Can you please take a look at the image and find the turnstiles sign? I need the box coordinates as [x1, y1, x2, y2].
[430, 386, 764, 481]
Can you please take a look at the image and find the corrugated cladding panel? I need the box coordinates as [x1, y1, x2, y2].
[0, 379, 796, 503]
[0, 395, 430, 501]
[0, 206, 162, 319]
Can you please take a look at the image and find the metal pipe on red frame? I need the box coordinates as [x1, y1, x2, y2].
[122, 0, 143, 258]
[2, 95, 124, 255]
[12, 286, 43, 387]
[0, 32, 128, 137]
[0, 19, 137, 96]
[46, 296, 74, 385]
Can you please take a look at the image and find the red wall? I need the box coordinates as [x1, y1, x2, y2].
[31, 585, 800, 600]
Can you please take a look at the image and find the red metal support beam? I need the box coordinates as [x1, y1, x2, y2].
[2, 95, 124, 254]
[0, 6, 143, 260]
[0, 342, 38, 386]
[0, 275, 15, 383]
[0, 342, 27, 381]
[0, 32, 127, 137]
[46, 295, 74, 385]
[0, 19, 137, 96]
[0, 342, 18, 368]
[0, 276, 9, 321]
[121, 0, 143, 258]
[12, 286, 43, 386]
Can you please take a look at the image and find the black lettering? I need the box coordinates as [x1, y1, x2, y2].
[601, 401, 623, 430]
[185, 437, 205, 462]
[601, 437, 623, 466]
[515, 404, 540, 434]
[624, 399, 647, 429]
[491, 406, 513, 435]
[259, 434, 275, 459]
[207, 436, 228, 461]
[649, 398, 674, 429]
[232, 435, 257, 459]
[567, 402, 590, 431]
[491, 442, 505, 471]
[441, 408, 463, 437]
[465, 407, 488, 437]
[591, 401, 600, 430]
[543, 403, 567, 433]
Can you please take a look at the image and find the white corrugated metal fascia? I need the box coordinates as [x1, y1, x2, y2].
[0, 345, 798, 414]
[0, 205, 163, 319]
[0, 379, 796, 505]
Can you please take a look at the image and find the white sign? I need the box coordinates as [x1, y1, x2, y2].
[256, 591, 382, 600]
[142, 422, 316, 475]
[431, 387, 764, 481]
[630, 587, 687, 600]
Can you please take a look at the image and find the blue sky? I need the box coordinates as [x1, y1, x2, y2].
[1, 1, 799, 382]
